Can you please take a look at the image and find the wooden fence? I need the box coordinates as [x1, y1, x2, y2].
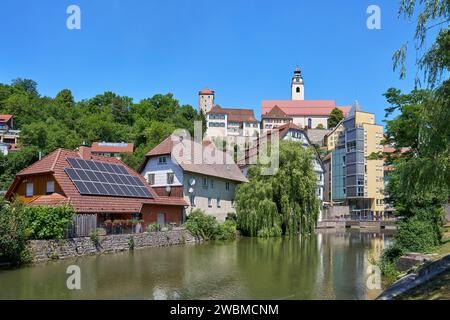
[66, 214, 97, 238]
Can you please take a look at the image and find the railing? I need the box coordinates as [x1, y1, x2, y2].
[0, 129, 20, 135]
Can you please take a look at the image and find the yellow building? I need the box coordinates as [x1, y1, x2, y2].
[323, 102, 385, 219]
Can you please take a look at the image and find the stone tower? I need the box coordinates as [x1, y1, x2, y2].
[198, 88, 215, 114]
[291, 67, 304, 100]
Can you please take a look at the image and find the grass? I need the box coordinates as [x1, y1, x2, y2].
[395, 270, 450, 300]
[437, 223, 450, 257]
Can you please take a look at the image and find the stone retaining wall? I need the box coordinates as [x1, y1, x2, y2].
[28, 228, 199, 263]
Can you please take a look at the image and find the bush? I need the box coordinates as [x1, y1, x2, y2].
[0, 199, 31, 265]
[216, 220, 237, 240]
[147, 223, 160, 232]
[25, 205, 75, 240]
[185, 209, 218, 241]
[128, 236, 135, 250]
[257, 225, 282, 238]
[395, 217, 441, 253]
[90, 229, 100, 246]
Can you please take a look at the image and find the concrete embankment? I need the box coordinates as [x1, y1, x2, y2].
[28, 228, 199, 264]
[377, 254, 450, 300]
[316, 220, 397, 231]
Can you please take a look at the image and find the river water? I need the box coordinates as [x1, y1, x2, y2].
[0, 230, 393, 300]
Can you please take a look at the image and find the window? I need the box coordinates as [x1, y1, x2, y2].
[346, 141, 356, 152]
[202, 178, 208, 189]
[148, 173, 155, 185]
[189, 195, 196, 207]
[157, 213, 166, 226]
[308, 118, 312, 129]
[296, 87, 300, 93]
[26, 182, 33, 197]
[210, 179, 214, 189]
[225, 182, 230, 191]
[208, 197, 212, 207]
[46, 181, 55, 194]
[167, 172, 174, 184]
[217, 198, 221, 208]
[158, 156, 167, 165]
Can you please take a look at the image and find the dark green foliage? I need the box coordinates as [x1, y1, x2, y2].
[0, 199, 30, 265]
[185, 209, 218, 241]
[379, 2, 450, 273]
[235, 141, 320, 237]
[215, 220, 237, 241]
[24, 205, 75, 240]
[0, 79, 206, 178]
[185, 209, 236, 241]
[395, 217, 442, 252]
[327, 108, 344, 128]
[0, 146, 40, 190]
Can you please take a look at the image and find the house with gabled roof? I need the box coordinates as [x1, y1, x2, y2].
[238, 122, 325, 203]
[0, 114, 20, 154]
[91, 142, 134, 159]
[5, 146, 187, 234]
[198, 88, 260, 139]
[139, 135, 248, 222]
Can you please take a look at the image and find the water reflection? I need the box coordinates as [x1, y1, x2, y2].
[0, 230, 393, 300]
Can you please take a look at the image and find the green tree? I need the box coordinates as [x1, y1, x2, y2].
[327, 108, 344, 128]
[235, 141, 320, 237]
[55, 89, 74, 108]
[0, 199, 30, 265]
[11, 78, 38, 96]
[315, 123, 325, 129]
[394, 0, 450, 84]
[382, 1, 450, 262]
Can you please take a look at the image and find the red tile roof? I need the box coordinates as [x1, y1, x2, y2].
[91, 142, 134, 154]
[7, 148, 187, 213]
[0, 114, 13, 122]
[262, 105, 291, 118]
[199, 88, 215, 95]
[141, 135, 248, 183]
[208, 105, 258, 122]
[383, 147, 410, 154]
[28, 193, 69, 207]
[262, 100, 351, 117]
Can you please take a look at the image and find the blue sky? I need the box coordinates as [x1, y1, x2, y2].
[0, 0, 424, 123]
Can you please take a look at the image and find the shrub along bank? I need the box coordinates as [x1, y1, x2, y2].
[185, 209, 237, 241]
[0, 199, 75, 265]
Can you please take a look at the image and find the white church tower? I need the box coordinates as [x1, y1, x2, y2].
[291, 67, 304, 100]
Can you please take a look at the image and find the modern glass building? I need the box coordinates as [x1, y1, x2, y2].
[324, 102, 385, 220]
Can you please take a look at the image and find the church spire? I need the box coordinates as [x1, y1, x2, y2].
[291, 66, 304, 100]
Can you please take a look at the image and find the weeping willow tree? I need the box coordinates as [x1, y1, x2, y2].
[235, 140, 320, 237]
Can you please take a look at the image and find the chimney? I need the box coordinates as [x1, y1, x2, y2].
[79, 146, 92, 160]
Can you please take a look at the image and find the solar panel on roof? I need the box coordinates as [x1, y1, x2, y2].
[78, 159, 90, 170]
[67, 158, 82, 169]
[118, 166, 128, 175]
[64, 157, 152, 199]
[73, 181, 89, 194]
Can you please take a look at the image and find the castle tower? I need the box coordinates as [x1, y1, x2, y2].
[198, 88, 215, 114]
[291, 67, 304, 100]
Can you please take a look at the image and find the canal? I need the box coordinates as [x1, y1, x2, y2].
[0, 230, 393, 300]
